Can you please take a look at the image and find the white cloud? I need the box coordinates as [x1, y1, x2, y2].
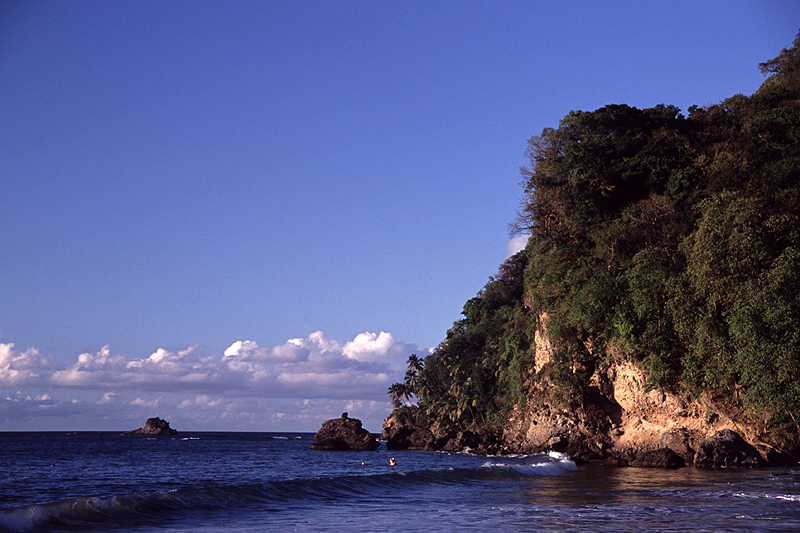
[220, 331, 416, 398]
[342, 331, 407, 363]
[0, 331, 418, 431]
[223, 340, 258, 358]
[131, 396, 161, 407]
[505, 234, 530, 259]
[97, 392, 116, 404]
[223, 338, 310, 363]
[178, 395, 223, 409]
[269, 341, 311, 362]
[50, 345, 227, 392]
[0, 342, 64, 386]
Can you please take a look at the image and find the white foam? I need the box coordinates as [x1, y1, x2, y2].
[511, 462, 570, 477]
[547, 451, 579, 471]
[482, 452, 579, 477]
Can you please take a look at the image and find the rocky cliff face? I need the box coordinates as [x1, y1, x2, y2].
[385, 314, 796, 467]
[499, 320, 792, 466]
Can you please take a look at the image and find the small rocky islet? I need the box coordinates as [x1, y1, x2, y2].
[121, 417, 178, 436]
[309, 413, 379, 451]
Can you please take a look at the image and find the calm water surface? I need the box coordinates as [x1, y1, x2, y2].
[0, 432, 798, 532]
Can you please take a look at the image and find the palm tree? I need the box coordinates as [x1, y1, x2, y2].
[403, 354, 425, 404]
[407, 353, 424, 375]
[388, 382, 410, 408]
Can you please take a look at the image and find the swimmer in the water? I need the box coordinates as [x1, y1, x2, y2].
[389, 457, 397, 466]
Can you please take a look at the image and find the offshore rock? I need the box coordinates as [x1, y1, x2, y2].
[310, 413, 380, 451]
[693, 429, 765, 468]
[122, 417, 177, 435]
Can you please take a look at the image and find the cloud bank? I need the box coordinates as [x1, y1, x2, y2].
[0, 331, 418, 432]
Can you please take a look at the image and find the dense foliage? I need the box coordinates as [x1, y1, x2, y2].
[390, 33, 800, 442]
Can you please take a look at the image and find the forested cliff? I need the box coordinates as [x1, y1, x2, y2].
[387, 33, 800, 463]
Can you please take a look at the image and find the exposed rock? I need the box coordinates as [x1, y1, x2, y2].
[384, 423, 434, 450]
[603, 447, 685, 468]
[122, 417, 177, 436]
[693, 429, 765, 468]
[603, 456, 630, 467]
[630, 448, 685, 468]
[755, 443, 795, 466]
[382, 408, 436, 451]
[428, 429, 502, 455]
[493, 337, 798, 466]
[433, 430, 479, 452]
[660, 427, 701, 464]
[310, 413, 380, 451]
[382, 320, 798, 466]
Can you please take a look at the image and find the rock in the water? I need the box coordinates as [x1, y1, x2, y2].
[310, 414, 380, 451]
[430, 429, 501, 455]
[660, 427, 700, 465]
[693, 429, 764, 468]
[122, 417, 177, 436]
[384, 423, 434, 450]
[629, 448, 685, 468]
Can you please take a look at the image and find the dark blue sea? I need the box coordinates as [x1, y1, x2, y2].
[1, 432, 798, 532]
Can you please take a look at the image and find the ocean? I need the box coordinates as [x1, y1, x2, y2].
[1, 432, 798, 532]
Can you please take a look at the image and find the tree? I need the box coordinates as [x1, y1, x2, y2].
[411, 33, 800, 450]
[387, 354, 426, 410]
[403, 354, 424, 400]
[388, 382, 410, 408]
[757, 30, 800, 99]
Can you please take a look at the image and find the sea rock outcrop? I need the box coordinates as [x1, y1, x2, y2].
[310, 413, 380, 451]
[693, 429, 765, 468]
[385, 326, 796, 466]
[494, 333, 796, 466]
[659, 427, 702, 465]
[430, 428, 502, 455]
[122, 417, 178, 435]
[606, 447, 686, 468]
[382, 420, 434, 450]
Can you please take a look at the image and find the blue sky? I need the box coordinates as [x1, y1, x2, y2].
[1, 0, 797, 432]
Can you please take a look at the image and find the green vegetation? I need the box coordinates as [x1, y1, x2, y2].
[389, 33, 800, 445]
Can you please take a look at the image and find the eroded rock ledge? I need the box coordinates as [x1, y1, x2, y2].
[499, 356, 791, 467]
[383, 355, 797, 467]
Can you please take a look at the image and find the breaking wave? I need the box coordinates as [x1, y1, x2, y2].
[0, 453, 575, 532]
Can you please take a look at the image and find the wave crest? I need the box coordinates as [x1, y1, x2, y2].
[0, 453, 577, 532]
